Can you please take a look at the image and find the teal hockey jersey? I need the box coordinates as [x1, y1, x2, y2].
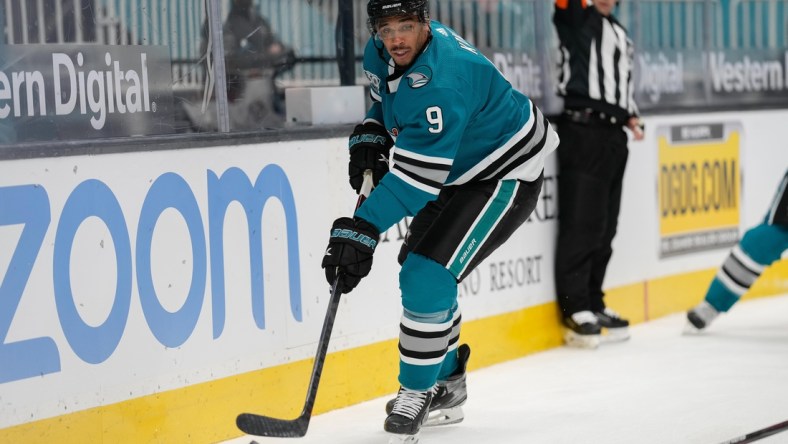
[355, 20, 558, 232]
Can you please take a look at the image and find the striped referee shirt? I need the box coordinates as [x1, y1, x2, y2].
[554, 0, 639, 121]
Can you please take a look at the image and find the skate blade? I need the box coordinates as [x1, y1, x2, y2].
[601, 327, 630, 343]
[564, 330, 600, 349]
[424, 406, 464, 427]
[387, 432, 420, 444]
[682, 321, 704, 335]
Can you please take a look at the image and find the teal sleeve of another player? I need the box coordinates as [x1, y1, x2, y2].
[354, 173, 436, 232]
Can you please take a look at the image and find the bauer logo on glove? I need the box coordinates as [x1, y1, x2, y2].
[348, 122, 394, 193]
[322, 217, 380, 293]
[330, 228, 378, 250]
[349, 132, 390, 149]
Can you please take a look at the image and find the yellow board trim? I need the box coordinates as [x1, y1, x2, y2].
[3, 261, 786, 443]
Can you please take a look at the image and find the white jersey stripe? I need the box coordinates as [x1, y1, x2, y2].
[400, 314, 453, 333]
[588, 38, 601, 100]
[559, 46, 570, 96]
[614, 24, 630, 110]
[446, 106, 536, 185]
[400, 354, 445, 366]
[731, 245, 765, 274]
[601, 20, 618, 105]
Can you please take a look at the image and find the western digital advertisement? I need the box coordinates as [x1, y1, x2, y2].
[0, 44, 174, 142]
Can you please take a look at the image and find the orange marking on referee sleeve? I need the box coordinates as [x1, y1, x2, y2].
[556, 0, 587, 9]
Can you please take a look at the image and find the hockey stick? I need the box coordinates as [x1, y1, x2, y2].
[236, 170, 374, 437]
[718, 419, 788, 444]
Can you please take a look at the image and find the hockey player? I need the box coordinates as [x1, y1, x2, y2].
[321, 0, 559, 442]
[686, 169, 788, 331]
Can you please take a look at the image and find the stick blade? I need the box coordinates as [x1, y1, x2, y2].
[236, 412, 309, 437]
[718, 419, 788, 444]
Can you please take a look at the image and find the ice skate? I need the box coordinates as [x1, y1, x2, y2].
[384, 386, 434, 444]
[563, 311, 601, 349]
[595, 307, 630, 343]
[685, 301, 719, 333]
[386, 344, 471, 427]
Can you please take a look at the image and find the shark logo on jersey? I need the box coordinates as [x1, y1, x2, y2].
[365, 70, 382, 97]
[407, 66, 432, 88]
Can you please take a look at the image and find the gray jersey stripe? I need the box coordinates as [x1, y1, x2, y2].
[391, 160, 451, 187]
[392, 163, 446, 190]
[716, 268, 748, 296]
[730, 245, 765, 274]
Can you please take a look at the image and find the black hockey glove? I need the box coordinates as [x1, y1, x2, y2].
[322, 216, 380, 294]
[348, 122, 393, 193]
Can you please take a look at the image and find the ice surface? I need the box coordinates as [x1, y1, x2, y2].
[223, 294, 788, 444]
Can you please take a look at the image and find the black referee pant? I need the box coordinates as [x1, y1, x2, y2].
[554, 120, 629, 317]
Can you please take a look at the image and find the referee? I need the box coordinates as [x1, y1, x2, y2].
[553, 0, 644, 348]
